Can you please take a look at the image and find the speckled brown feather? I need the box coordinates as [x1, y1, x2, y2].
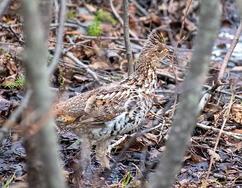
[54, 29, 168, 169]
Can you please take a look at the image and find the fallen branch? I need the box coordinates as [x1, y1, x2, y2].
[196, 123, 242, 140]
[63, 51, 102, 85]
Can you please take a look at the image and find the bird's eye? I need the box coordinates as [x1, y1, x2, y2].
[157, 49, 162, 52]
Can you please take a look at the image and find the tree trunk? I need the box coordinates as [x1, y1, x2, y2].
[148, 0, 221, 187]
[21, 0, 66, 187]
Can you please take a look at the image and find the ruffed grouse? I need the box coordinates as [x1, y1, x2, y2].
[54, 29, 168, 169]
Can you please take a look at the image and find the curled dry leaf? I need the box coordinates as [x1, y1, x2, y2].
[207, 149, 222, 162]
[73, 75, 90, 82]
[231, 104, 242, 124]
[114, 135, 147, 151]
[144, 133, 158, 143]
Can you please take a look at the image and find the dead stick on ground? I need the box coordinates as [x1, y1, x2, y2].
[218, 19, 242, 81]
[196, 123, 242, 140]
[204, 89, 235, 188]
[63, 51, 102, 85]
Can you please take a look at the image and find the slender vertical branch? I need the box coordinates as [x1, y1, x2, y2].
[123, 0, 133, 76]
[217, 19, 242, 81]
[48, 0, 66, 77]
[148, 0, 221, 187]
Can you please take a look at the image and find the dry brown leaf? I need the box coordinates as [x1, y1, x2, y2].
[65, 31, 83, 35]
[181, 16, 197, 31]
[100, 23, 113, 33]
[89, 61, 109, 69]
[73, 75, 90, 82]
[77, 14, 95, 22]
[224, 136, 242, 147]
[207, 149, 222, 162]
[158, 146, 166, 152]
[149, 148, 160, 159]
[112, 135, 146, 151]
[2, 74, 16, 86]
[231, 66, 242, 72]
[183, 154, 192, 161]
[83, 48, 95, 57]
[191, 154, 206, 163]
[129, 15, 137, 32]
[91, 41, 101, 56]
[129, 3, 136, 14]
[231, 129, 242, 134]
[231, 104, 242, 124]
[86, 4, 97, 12]
[150, 13, 162, 26]
[144, 133, 158, 143]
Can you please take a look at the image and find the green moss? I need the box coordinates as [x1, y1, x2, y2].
[3, 75, 25, 89]
[88, 9, 116, 36]
[67, 10, 75, 20]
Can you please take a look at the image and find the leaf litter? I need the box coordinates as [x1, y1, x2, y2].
[0, 0, 242, 187]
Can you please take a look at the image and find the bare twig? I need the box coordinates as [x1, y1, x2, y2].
[0, 90, 33, 146]
[123, 0, 134, 76]
[197, 81, 220, 112]
[179, 0, 193, 39]
[63, 51, 102, 85]
[156, 71, 242, 100]
[0, 0, 11, 18]
[204, 90, 235, 188]
[162, 2, 176, 47]
[48, 0, 66, 77]
[109, 0, 138, 39]
[79, 35, 145, 41]
[54, 0, 59, 35]
[196, 123, 242, 141]
[218, 19, 242, 80]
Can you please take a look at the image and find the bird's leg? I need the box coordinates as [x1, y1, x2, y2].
[96, 138, 111, 170]
[81, 136, 93, 173]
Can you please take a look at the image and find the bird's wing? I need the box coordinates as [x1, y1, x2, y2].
[54, 84, 133, 128]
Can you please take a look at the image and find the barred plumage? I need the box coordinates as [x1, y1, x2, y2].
[54, 29, 168, 169]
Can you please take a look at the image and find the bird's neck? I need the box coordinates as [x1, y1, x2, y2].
[121, 61, 157, 94]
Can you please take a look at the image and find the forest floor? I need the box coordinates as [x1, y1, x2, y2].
[0, 0, 242, 187]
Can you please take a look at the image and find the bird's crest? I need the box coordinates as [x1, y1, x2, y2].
[142, 29, 165, 51]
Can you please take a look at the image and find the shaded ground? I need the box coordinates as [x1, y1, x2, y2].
[1, 0, 242, 187]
